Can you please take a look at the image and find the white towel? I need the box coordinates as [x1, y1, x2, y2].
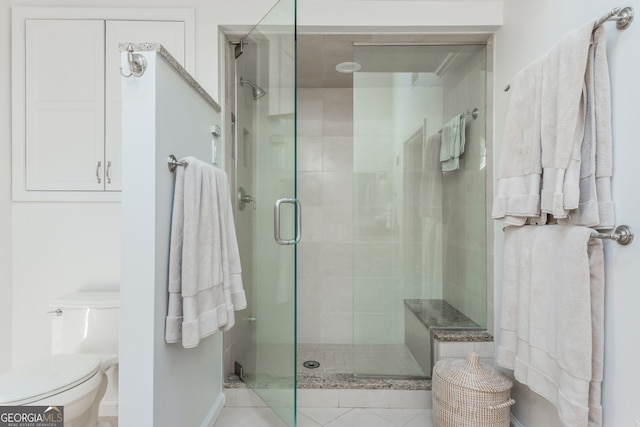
[558, 26, 615, 229]
[492, 58, 544, 225]
[165, 157, 246, 348]
[497, 225, 604, 427]
[540, 20, 595, 218]
[440, 114, 466, 172]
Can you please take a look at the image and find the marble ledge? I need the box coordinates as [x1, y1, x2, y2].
[119, 42, 221, 113]
[432, 329, 494, 342]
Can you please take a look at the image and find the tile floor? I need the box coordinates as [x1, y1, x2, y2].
[217, 387, 433, 427]
[214, 406, 433, 426]
[217, 343, 435, 426]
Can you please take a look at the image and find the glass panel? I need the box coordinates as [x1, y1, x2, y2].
[235, 0, 297, 424]
[352, 44, 487, 378]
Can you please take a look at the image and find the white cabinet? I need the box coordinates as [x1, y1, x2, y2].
[12, 8, 195, 201]
[25, 20, 106, 192]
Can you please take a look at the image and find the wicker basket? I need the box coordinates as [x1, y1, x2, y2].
[433, 352, 515, 427]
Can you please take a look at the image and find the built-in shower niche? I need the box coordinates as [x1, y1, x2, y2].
[404, 299, 484, 376]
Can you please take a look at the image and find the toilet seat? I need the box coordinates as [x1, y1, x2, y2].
[0, 353, 101, 405]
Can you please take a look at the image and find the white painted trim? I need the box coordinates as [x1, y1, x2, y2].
[200, 392, 225, 427]
[11, 7, 195, 202]
[511, 413, 525, 427]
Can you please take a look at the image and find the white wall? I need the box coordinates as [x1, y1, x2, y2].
[120, 51, 224, 427]
[493, 1, 640, 426]
[1, 0, 275, 373]
[0, 0, 12, 375]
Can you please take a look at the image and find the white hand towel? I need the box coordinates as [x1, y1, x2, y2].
[492, 58, 543, 225]
[540, 20, 595, 218]
[497, 225, 604, 427]
[165, 157, 246, 348]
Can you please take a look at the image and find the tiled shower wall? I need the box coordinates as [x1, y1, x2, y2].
[297, 88, 354, 344]
[441, 48, 488, 326]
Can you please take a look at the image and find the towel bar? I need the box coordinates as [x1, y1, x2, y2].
[438, 108, 478, 134]
[501, 224, 634, 246]
[168, 155, 188, 172]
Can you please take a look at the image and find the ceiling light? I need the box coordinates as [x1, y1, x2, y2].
[335, 61, 362, 73]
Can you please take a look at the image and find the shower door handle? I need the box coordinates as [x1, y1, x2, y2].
[274, 198, 301, 245]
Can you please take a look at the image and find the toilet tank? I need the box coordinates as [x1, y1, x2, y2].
[49, 291, 120, 355]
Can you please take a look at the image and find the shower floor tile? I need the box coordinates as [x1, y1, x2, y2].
[297, 343, 426, 377]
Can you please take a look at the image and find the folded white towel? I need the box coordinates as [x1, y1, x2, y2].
[440, 114, 466, 172]
[540, 20, 595, 218]
[492, 58, 543, 225]
[497, 225, 604, 427]
[165, 157, 246, 348]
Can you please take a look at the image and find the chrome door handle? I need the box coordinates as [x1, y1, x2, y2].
[274, 198, 301, 245]
[96, 161, 102, 184]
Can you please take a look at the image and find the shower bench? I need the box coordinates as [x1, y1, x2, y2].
[404, 299, 493, 376]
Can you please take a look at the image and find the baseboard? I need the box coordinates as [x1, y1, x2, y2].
[511, 414, 525, 427]
[200, 392, 225, 427]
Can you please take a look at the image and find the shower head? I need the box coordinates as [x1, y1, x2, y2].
[240, 77, 267, 100]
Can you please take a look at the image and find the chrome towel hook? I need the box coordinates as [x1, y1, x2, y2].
[120, 44, 148, 78]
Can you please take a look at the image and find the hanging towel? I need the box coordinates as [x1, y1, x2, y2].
[497, 225, 604, 427]
[540, 20, 595, 219]
[165, 157, 246, 348]
[492, 58, 544, 225]
[558, 26, 615, 229]
[439, 114, 466, 172]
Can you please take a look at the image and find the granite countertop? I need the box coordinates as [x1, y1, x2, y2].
[432, 329, 493, 342]
[405, 299, 480, 329]
[118, 43, 221, 113]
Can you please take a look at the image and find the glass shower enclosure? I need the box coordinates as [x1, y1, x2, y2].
[233, 0, 297, 424]
[352, 44, 488, 378]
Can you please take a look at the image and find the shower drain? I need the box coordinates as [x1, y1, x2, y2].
[303, 360, 320, 369]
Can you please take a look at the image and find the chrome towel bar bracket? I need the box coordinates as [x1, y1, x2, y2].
[592, 224, 634, 245]
[595, 6, 634, 30]
[168, 155, 188, 172]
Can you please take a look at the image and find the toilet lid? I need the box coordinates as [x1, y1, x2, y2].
[0, 354, 101, 405]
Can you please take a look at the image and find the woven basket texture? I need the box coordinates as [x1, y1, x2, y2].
[433, 352, 514, 427]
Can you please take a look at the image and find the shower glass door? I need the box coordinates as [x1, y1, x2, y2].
[235, 0, 297, 425]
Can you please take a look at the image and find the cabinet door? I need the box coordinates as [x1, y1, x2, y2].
[25, 20, 105, 191]
[105, 21, 186, 191]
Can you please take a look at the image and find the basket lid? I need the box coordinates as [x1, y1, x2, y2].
[434, 352, 512, 392]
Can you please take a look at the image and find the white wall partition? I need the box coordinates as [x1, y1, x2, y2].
[120, 50, 223, 427]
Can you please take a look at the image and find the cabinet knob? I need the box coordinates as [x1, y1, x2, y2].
[96, 161, 102, 184]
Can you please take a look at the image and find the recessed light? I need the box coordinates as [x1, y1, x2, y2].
[335, 61, 362, 73]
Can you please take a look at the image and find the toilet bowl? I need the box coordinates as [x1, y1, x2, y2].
[0, 291, 119, 427]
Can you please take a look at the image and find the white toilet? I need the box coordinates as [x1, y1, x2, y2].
[0, 291, 119, 427]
